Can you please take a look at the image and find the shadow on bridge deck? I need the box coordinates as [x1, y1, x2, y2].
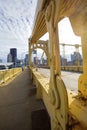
[0, 68, 50, 130]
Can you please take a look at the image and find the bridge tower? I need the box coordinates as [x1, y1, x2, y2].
[29, 39, 49, 68]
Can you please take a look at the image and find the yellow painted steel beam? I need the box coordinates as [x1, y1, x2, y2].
[30, 67, 87, 130]
[31, 11, 47, 42]
[29, 0, 87, 129]
[31, 0, 87, 43]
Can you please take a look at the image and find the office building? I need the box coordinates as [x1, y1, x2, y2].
[7, 53, 12, 62]
[10, 48, 17, 65]
[0, 59, 2, 63]
[25, 54, 29, 66]
[71, 51, 82, 65]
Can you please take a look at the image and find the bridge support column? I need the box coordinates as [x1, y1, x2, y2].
[70, 10, 87, 98]
[78, 34, 87, 98]
[81, 35, 87, 74]
[45, 1, 68, 130]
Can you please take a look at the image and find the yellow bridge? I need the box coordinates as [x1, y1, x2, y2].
[0, 1, 87, 130]
[29, 0, 87, 130]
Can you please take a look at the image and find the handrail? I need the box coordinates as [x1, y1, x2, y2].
[0, 68, 22, 84]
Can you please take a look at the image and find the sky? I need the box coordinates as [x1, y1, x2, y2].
[0, 0, 81, 63]
[0, 0, 37, 62]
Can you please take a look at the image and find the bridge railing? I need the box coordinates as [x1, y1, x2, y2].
[61, 66, 83, 72]
[0, 68, 22, 84]
[37, 66, 83, 72]
[29, 65, 87, 130]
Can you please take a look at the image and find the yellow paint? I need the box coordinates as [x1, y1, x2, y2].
[0, 68, 22, 85]
[29, 0, 87, 129]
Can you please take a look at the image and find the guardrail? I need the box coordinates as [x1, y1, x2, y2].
[0, 68, 22, 84]
[61, 66, 83, 72]
[36, 66, 83, 73]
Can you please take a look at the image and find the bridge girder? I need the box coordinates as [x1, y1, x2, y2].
[29, 0, 87, 130]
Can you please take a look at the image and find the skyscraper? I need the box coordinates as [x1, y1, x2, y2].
[10, 48, 17, 65]
[7, 53, 12, 62]
[25, 54, 29, 66]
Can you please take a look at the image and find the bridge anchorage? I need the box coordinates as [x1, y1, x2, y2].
[29, 0, 87, 130]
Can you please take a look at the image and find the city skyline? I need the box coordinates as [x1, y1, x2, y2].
[0, 0, 37, 62]
[6, 47, 29, 67]
[0, 45, 83, 68]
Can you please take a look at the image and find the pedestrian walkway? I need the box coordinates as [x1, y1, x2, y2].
[0, 68, 46, 130]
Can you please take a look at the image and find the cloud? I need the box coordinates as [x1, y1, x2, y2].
[0, 0, 37, 62]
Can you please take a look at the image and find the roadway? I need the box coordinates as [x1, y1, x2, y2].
[38, 68, 81, 93]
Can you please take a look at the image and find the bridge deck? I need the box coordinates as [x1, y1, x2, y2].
[0, 68, 46, 130]
[0, 68, 83, 129]
[38, 68, 81, 93]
